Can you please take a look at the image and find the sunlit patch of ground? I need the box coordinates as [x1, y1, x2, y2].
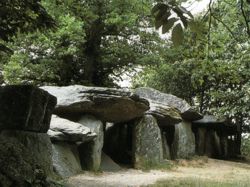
[66, 158, 250, 187]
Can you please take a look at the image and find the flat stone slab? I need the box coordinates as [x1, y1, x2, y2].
[192, 115, 226, 126]
[0, 85, 57, 132]
[48, 115, 96, 143]
[134, 87, 202, 121]
[146, 101, 182, 126]
[41, 85, 149, 123]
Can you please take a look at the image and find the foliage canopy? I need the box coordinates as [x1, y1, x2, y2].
[2, 0, 165, 86]
[1, 0, 249, 133]
[134, 0, 250, 132]
[0, 0, 54, 52]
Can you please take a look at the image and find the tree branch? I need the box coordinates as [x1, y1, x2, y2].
[207, 0, 213, 59]
[240, 0, 250, 37]
[211, 15, 238, 41]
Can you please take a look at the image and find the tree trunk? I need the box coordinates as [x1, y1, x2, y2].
[82, 2, 105, 86]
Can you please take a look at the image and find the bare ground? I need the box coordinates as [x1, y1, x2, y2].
[66, 158, 250, 187]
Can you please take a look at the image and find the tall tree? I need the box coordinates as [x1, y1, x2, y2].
[3, 0, 165, 86]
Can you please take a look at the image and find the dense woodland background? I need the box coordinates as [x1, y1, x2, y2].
[0, 0, 249, 154]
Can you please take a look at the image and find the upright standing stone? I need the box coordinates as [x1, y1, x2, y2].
[0, 85, 58, 186]
[173, 121, 195, 159]
[213, 131, 222, 157]
[220, 135, 228, 159]
[132, 115, 163, 169]
[196, 128, 206, 155]
[0, 131, 54, 186]
[51, 142, 82, 178]
[78, 115, 104, 171]
[205, 130, 223, 158]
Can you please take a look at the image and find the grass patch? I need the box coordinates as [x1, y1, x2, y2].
[136, 159, 176, 171]
[137, 156, 209, 171]
[174, 156, 209, 168]
[146, 178, 249, 187]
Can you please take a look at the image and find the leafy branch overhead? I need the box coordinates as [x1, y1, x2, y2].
[152, 0, 250, 46]
[0, 0, 55, 53]
[152, 1, 193, 46]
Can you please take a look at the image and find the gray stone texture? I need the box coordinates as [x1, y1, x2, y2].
[134, 87, 202, 121]
[48, 115, 96, 143]
[132, 115, 163, 169]
[78, 115, 104, 171]
[0, 85, 57, 132]
[100, 152, 121, 172]
[146, 102, 182, 126]
[51, 142, 82, 178]
[0, 130, 54, 187]
[173, 121, 196, 159]
[41, 85, 149, 123]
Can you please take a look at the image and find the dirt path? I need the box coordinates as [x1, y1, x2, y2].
[66, 158, 250, 187]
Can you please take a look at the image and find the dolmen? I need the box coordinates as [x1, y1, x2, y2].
[0, 84, 239, 186]
[133, 88, 202, 163]
[192, 115, 239, 159]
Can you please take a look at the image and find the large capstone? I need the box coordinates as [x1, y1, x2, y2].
[77, 115, 104, 171]
[48, 115, 96, 143]
[0, 130, 54, 187]
[51, 142, 82, 178]
[41, 85, 149, 123]
[0, 85, 57, 132]
[173, 121, 195, 159]
[134, 87, 202, 121]
[132, 115, 163, 169]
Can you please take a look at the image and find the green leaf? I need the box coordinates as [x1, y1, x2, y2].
[172, 23, 183, 46]
[188, 20, 204, 35]
[179, 6, 194, 19]
[173, 7, 188, 28]
[155, 20, 163, 30]
[154, 9, 163, 20]
[151, 3, 169, 17]
[162, 18, 178, 34]
[154, 11, 171, 30]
